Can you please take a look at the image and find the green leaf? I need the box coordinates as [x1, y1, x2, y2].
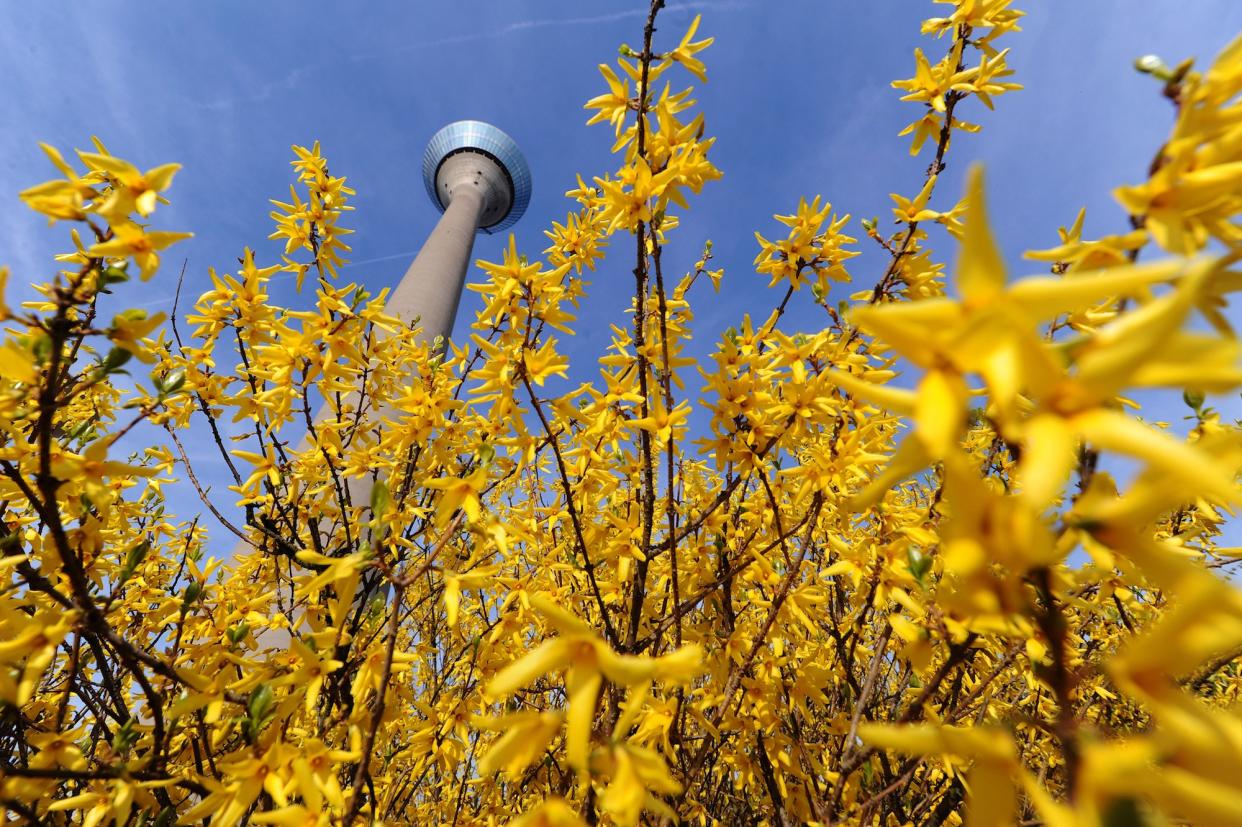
[112, 718, 139, 755]
[119, 541, 150, 583]
[31, 335, 51, 363]
[153, 368, 185, 396]
[1103, 796, 1152, 827]
[243, 683, 275, 743]
[907, 548, 933, 586]
[180, 580, 203, 611]
[101, 347, 133, 375]
[226, 622, 249, 645]
[370, 479, 391, 525]
[100, 265, 130, 290]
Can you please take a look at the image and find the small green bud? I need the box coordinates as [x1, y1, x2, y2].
[368, 593, 386, 619]
[159, 368, 186, 395]
[67, 420, 92, 441]
[112, 718, 139, 755]
[119, 541, 150, 583]
[1183, 389, 1205, 411]
[115, 308, 150, 324]
[181, 580, 203, 610]
[247, 683, 273, 719]
[100, 265, 130, 285]
[226, 622, 249, 644]
[907, 548, 933, 586]
[101, 347, 133, 375]
[370, 479, 391, 522]
[1135, 54, 1171, 80]
[243, 683, 275, 742]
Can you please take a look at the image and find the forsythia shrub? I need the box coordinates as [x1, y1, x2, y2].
[2, 1, 1242, 825]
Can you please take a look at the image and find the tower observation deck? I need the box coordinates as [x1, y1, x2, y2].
[385, 121, 531, 345]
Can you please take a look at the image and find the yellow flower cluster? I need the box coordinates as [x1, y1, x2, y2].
[587, 16, 721, 236]
[21, 138, 191, 280]
[754, 196, 859, 293]
[893, 0, 1023, 157]
[1, 3, 1240, 827]
[270, 141, 356, 286]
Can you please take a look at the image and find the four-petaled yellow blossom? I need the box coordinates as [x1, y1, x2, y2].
[667, 14, 714, 83]
[425, 464, 489, 526]
[87, 222, 193, 280]
[754, 195, 859, 292]
[77, 149, 181, 220]
[486, 595, 702, 779]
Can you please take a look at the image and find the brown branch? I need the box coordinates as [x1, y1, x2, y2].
[521, 374, 619, 646]
[344, 513, 460, 826]
[623, 0, 667, 655]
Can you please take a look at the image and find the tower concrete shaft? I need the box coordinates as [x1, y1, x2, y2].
[387, 182, 483, 345]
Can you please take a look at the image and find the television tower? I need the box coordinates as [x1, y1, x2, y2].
[386, 120, 532, 345]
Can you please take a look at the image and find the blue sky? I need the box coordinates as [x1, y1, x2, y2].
[1, 1, 1239, 550]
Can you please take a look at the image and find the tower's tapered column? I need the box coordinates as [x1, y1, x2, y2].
[387, 183, 485, 343]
